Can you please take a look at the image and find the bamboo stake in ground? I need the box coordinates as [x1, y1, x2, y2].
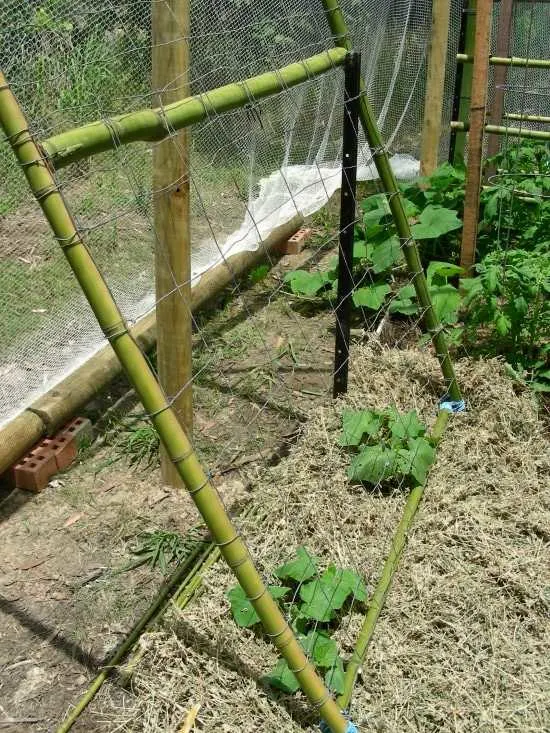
[41, 49, 347, 169]
[420, 0, 452, 175]
[152, 0, 192, 487]
[0, 71, 349, 733]
[319, 0, 463, 404]
[339, 410, 450, 709]
[460, 0, 494, 274]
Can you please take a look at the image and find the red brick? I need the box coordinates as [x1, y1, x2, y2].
[61, 416, 93, 447]
[277, 227, 313, 255]
[14, 447, 57, 493]
[40, 434, 77, 471]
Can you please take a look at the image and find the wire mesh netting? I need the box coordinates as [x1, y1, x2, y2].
[0, 0, 465, 428]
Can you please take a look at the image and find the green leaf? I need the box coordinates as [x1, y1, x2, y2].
[274, 546, 319, 583]
[426, 261, 464, 286]
[352, 283, 391, 310]
[397, 437, 436, 484]
[495, 313, 511, 336]
[402, 197, 419, 217]
[353, 240, 370, 261]
[340, 409, 384, 446]
[284, 270, 331, 296]
[325, 656, 345, 694]
[387, 409, 426, 440]
[301, 630, 338, 669]
[370, 235, 402, 273]
[227, 584, 290, 627]
[299, 566, 367, 622]
[264, 658, 300, 693]
[430, 284, 461, 324]
[411, 205, 462, 240]
[347, 444, 399, 484]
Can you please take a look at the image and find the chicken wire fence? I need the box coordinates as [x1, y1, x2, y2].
[0, 0, 466, 428]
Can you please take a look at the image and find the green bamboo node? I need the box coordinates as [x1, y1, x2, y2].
[41, 48, 347, 169]
[0, 68, 349, 733]
[319, 0, 462, 404]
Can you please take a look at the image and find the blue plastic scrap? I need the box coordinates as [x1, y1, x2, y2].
[319, 720, 358, 733]
[439, 397, 466, 413]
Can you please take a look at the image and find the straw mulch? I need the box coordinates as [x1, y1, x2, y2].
[108, 346, 550, 732]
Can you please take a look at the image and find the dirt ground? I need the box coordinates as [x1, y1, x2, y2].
[0, 232, 548, 732]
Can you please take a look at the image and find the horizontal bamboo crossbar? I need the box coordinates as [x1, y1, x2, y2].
[457, 53, 550, 69]
[504, 112, 550, 124]
[41, 48, 347, 169]
[451, 120, 550, 141]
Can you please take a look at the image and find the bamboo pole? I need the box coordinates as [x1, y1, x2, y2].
[41, 49, 347, 169]
[420, 0, 452, 176]
[0, 215, 302, 478]
[451, 119, 550, 140]
[56, 537, 212, 733]
[0, 72, 348, 733]
[486, 0, 513, 169]
[152, 0, 192, 487]
[459, 0, 493, 274]
[319, 0, 463, 403]
[457, 53, 550, 69]
[339, 409, 450, 710]
[504, 112, 550, 124]
[453, 0, 477, 164]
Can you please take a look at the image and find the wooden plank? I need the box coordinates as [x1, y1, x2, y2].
[460, 0, 494, 273]
[421, 0, 452, 175]
[487, 0, 513, 165]
[453, 0, 478, 164]
[152, 0, 192, 487]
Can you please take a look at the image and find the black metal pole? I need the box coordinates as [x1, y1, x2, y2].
[448, 0, 470, 163]
[333, 50, 360, 398]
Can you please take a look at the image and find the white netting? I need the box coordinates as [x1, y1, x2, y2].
[0, 1, 462, 427]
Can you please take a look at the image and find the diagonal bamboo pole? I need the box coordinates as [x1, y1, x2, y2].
[339, 410, 450, 710]
[0, 71, 348, 733]
[41, 49, 347, 169]
[319, 0, 463, 403]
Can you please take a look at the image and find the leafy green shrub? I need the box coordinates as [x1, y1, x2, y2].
[340, 407, 435, 486]
[227, 546, 368, 694]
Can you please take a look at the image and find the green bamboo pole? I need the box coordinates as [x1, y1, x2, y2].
[41, 49, 347, 169]
[457, 53, 550, 69]
[0, 71, 348, 733]
[338, 409, 450, 710]
[504, 112, 550, 124]
[319, 0, 462, 403]
[56, 538, 212, 733]
[451, 120, 550, 141]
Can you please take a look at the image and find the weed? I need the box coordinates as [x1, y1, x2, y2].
[112, 424, 160, 469]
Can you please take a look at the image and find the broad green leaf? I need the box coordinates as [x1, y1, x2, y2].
[402, 197, 419, 217]
[299, 566, 367, 621]
[352, 283, 391, 310]
[353, 240, 368, 260]
[264, 658, 300, 693]
[397, 437, 436, 484]
[227, 584, 290, 627]
[347, 444, 399, 484]
[388, 409, 426, 440]
[370, 235, 402, 273]
[284, 270, 331, 296]
[361, 194, 390, 227]
[274, 546, 319, 583]
[430, 284, 460, 324]
[301, 630, 338, 669]
[325, 656, 345, 694]
[426, 261, 464, 286]
[340, 409, 384, 446]
[389, 298, 419, 316]
[495, 313, 511, 336]
[411, 205, 462, 240]
[396, 284, 416, 300]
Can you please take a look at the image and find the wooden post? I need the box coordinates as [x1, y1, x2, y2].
[452, 0, 477, 164]
[152, 0, 192, 487]
[486, 0, 513, 167]
[460, 0, 494, 273]
[420, 0, 452, 176]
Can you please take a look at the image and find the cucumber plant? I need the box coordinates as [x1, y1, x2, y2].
[227, 546, 368, 695]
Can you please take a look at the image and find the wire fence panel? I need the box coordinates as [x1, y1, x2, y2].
[0, 0, 462, 427]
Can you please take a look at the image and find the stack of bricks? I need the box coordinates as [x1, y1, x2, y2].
[6, 416, 92, 493]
